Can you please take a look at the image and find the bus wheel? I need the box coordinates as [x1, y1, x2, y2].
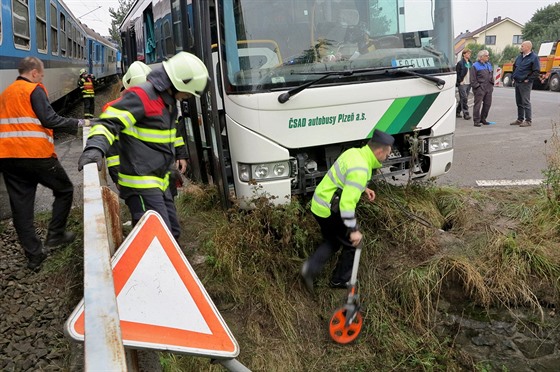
[502, 73, 512, 87]
[550, 74, 560, 92]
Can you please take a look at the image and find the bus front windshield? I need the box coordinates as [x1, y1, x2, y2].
[220, 0, 454, 93]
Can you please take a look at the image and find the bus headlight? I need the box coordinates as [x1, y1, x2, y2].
[238, 160, 293, 182]
[426, 134, 453, 153]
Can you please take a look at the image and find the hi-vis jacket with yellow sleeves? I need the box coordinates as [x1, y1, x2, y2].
[0, 80, 55, 158]
[78, 74, 95, 98]
[84, 79, 178, 199]
[311, 144, 382, 230]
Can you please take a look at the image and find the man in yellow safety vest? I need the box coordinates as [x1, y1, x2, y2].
[301, 129, 394, 293]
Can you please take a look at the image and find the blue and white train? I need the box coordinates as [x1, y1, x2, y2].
[0, 0, 119, 111]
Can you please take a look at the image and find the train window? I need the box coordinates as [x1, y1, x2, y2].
[0, 4, 2, 46]
[36, 0, 47, 52]
[144, 7, 156, 63]
[60, 13, 66, 56]
[12, 0, 31, 49]
[163, 20, 174, 58]
[50, 2, 58, 55]
[171, 0, 183, 53]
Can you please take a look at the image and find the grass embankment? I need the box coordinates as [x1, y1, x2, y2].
[166, 178, 560, 371]
[31, 179, 560, 370]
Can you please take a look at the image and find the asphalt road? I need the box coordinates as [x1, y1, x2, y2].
[436, 86, 560, 187]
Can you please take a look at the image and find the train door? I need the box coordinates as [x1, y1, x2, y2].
[88, 39, 93, 73]
[190, 0, 230, 208]
[100, 45, 105, 74]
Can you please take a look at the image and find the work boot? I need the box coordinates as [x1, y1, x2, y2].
[27, 252, 47, 271]
[45, 231, 76, 248]
[519, 121, 532, 127]
[456, 112, 462, 118]
[328, 280, 348, 289]
[463, 114, 471, 120]
[510, 120, 523, 125]
[473, 122, 481, 127]
[300, 261, 314, 295]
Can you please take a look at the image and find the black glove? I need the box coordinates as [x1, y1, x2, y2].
[78, 148, 104, 171]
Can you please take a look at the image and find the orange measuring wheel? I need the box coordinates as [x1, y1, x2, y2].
[329, 306, 363, 344]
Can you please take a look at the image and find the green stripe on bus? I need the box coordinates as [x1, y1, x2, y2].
[373, 97, 410, 133]
[368, 93, 440, 137]
[385, 95, 425, 134]
[400, 93, 439, 133]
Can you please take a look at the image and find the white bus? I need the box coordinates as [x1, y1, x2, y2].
[120, 0, 455, 207]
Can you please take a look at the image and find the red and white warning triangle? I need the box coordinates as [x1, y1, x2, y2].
[66, 210, 239, 358]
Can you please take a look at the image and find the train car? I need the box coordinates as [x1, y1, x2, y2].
[0, 0, 118, 111]
[82, 24, 118, 85]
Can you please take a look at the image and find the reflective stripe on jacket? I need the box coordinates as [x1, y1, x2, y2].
[311, 145, 381, 229]
[78, 75, 95, 98]
[85, 81, 178, 196]
[0, 80, 55, 158]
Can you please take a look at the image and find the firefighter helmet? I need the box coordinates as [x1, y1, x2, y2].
[122, 61, 152, 89]
[79, 68, 86, 75]
[162, 52, 209, 96]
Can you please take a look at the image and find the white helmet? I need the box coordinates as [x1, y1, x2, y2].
[162, 52, 209, 96]
[122, 61, 152, 89]
[79, 68, 86, 75]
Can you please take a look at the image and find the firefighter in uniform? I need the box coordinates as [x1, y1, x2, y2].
[0, 57, 90, 270]
[78, 68, 96, 118]
[301, 129, 394, 293]
[105, 61, 189, 196]
[78, 52, 208, 241]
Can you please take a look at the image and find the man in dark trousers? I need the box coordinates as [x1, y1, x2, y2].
[455, 48, 472, 120]
[510, 41, 541, 127]
[301, 129, 394, 293]
[0, 57, 90, 270]
[78, 52, 208, 242]
[78, 68, 96, 119]
[470, 50, 494, 127]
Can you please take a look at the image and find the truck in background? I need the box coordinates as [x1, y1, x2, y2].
[501, 40, 560, 91]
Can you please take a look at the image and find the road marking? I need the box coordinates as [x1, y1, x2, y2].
[476, 179, 543, 186]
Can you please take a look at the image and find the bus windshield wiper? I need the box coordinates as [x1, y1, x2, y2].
[389, 69, 446, 88]
[277, 65, 414, 104]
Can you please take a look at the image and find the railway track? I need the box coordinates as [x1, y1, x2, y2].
[0, 83, 121, 371]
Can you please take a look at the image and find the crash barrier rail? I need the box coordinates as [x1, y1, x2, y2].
[79, 127, 128, 370]
[77, 128, 250, 372]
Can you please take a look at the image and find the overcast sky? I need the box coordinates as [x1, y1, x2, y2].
[63, 0, 560, 38]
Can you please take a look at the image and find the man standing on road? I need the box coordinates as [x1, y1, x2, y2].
[470, 50, 494, 127]
[78, 52, 208, 242]
[456, 48, 472, 120]
[301, 129, 394, 294]
[0, 57, 90, 271]
[510, 41, 541, 128]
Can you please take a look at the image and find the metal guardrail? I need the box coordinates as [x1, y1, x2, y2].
[81, 128, 127, 371]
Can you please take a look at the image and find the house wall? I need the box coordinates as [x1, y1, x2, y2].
[455, 20, 523, 60]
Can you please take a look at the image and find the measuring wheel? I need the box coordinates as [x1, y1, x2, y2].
[329, 306, 363, 344]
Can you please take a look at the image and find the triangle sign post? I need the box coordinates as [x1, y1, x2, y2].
[66, 210, 239, 359]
